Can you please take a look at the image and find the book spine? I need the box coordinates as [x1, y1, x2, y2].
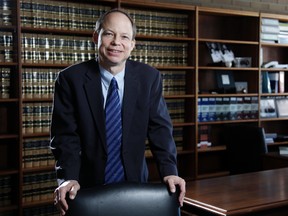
[279, 71, 285, 93]
[0, 176, 12, 207]
[0, 67, 10, 98]
[0, 0, 12, 26]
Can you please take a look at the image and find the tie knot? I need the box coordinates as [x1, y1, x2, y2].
[110, 77, 118, 90]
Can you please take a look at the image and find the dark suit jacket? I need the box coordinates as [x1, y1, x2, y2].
[50, 59, 178, 187]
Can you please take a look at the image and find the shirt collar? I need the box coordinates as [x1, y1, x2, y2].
[99, 64, 125, 90]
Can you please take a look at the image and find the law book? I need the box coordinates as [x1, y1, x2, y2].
[279, 21, 288, 32]
[0, 0, 12, 26]
[68, 2, 80, 30]
[22, 103, 34, 134]
[222, 97, 230, 121]
[279, 71, 285, 93]
[197, 98, 202, 122]
[229, 97, 238, 120]
[197, 125, 212, 148]
[268, 72, 279, 93]
[20, 0, 32, 27]
[173, 127, 183, 151]
[215, 97, 224, 121]
[0, 67, 10, 98]
[0, 176, 12, 207]
[41, 102, 52, 133]
[1, 32, 13, 63]
[261, 24, 279, 34]
[236, 97, 244, 120]
[243, 96, 252, 119]
[208, 97, 216, 121]
[31, 0, 45, 28]
[200, 97, 209, 122]
[261, 32, 278, 42]
[261, 71, 272, 93]
[261, 18, 279, 26]
[250, 96, 259, 119]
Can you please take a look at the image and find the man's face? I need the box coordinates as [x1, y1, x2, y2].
[96, 12, 135, 70]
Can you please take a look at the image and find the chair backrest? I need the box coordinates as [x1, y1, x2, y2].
[224, 124, 267, 175]
[65, 182, 180, 216]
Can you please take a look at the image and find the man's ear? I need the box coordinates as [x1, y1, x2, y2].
[131, 39, 136, 51]
[92, 31, 98, 43]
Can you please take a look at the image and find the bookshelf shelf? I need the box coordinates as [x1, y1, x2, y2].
[0, 134, 18, 139]
[1, 0, 288, 215]
[22, 199, 54, 208]
[23, 166, 54, 174]
[198, 145, 226, 153]
[198, 38, 259, 45]
[21, 27, 93, 36]
[0, 62, 17, 66]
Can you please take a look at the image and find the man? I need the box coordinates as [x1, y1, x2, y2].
[50, 8, 186, 215]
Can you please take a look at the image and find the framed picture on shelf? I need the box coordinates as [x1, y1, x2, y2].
[260, 98, 277, 118]
[215, 71, 236, 93]
[235, 81, 248, 93]
[275, 98, 288, 117]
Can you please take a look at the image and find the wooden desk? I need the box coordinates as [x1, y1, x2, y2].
[182, 168, 288, 216]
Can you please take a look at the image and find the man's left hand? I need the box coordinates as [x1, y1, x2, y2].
[163, 175, 186, 207]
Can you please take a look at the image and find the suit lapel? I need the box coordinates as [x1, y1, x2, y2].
[83, 60, 107, 150]
[122, 62, 139, 146]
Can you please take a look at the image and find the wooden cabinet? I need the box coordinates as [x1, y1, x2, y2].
[196, 8, 260, 178]
[259, 13, 288, 153]
[1, 0, 288, 215]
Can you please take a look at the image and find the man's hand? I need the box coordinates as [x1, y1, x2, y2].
[54, 180, 80, 215]
[163, 175, 186, 207]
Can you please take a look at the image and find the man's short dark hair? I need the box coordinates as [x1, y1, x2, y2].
[95, 8, 137, 39]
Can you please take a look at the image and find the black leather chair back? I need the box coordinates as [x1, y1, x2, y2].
[224, 124, 267, 175]
[66, 182, 180, 216]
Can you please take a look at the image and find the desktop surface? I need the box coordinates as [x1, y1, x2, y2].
[183, 168, 288, 215]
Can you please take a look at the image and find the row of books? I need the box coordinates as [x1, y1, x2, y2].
[23, 204, 58, 216]
[166, 99, 185, 123]
[0, 31, 13, 63]
[22, 33, 97, 64]
[19, 35, 188, 67]
[145, 126, 183, 154]
[20, 0, 110, 31]
[198, 125, 212, 148]
[0, 67, 10, 98]
[130, 41, 188, 67]
[0, 0, 12, 26]
[0, 175, 12, 207]
[198, 96, 259, 122]
[22, 171, 57, 203]
[22, 102, 52, 135]
[23, 137, 54, 169]
[126, 8, 188, 37]
[173, 127, 184, 151]
[261, 71, 285, 93]
[22, 68, 186, 100]
[19, 0, 189, 37]
[260, 95, 288, 118]
[161, 70, 186, 96]
[261, 18, 288, 44]
[22, 68, 58, 99]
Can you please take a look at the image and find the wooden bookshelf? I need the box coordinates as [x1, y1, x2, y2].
[1, 0, 288, 215]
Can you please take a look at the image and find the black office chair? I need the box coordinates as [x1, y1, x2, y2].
[65, 182, 180, 216]
[224, 124, 267, 175]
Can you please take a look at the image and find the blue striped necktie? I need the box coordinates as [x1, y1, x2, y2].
[104, 77, 124, 184]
